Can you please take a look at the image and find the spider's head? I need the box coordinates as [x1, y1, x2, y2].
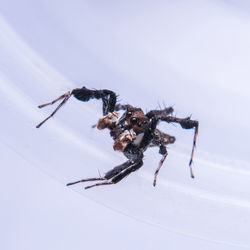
[120, 107, 150, 133]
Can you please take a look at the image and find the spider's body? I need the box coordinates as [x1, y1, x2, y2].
[98, 108, 175, 153]
[36, 87, 199, 189]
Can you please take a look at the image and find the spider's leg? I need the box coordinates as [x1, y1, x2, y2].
[148, 130, 172, 186]
[85, 158, 143, 189]
[66, 160, 133, 187]
[146, 107, 174, 119]
[138, 116, 159, 150]
[153, 151, 168, 187]
[72, 87, 117, 115]
[149, 129, 176, 148]
[85, 181, 114, 189]
[114, 104, 133, 111]
[36, 91, 72, 128]
[36, 87, 117, 127]
[104, 160, 134, 179]
[38, 92, 71, 108]
[160, 116, 199, 178]
[110, 159, 143, 184]
[66, 177, 106, 186]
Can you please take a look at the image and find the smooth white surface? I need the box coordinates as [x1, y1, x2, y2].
[1, 1, 250, 250]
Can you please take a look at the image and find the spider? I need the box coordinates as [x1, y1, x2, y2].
[36, 87, 199, 189]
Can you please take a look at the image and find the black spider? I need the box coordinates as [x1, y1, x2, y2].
[36, 87, 199, 189]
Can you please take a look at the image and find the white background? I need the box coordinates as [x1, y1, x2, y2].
[1, 0, 250, 249]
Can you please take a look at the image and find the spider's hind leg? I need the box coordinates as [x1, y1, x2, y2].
[85, 159, 143, 189]
[104, 160, 134, 179]
[66, 159, 136, 189]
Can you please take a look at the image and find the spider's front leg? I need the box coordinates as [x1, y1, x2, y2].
[36, 87, 117, 128]
[36, 91, 72, 128]
[72, 87, 117, 115]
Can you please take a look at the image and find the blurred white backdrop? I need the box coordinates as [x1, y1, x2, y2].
[1, 1, 250, 250]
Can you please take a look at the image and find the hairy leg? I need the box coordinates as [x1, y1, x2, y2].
[153, 151, 168, 186]
[66, 177, 106, 186]
[149, 129, 176, 148]
[147, 130, 171, 186]
[146, 107, 174, 119]
[72, 87, 117, 115]
[114, 104, 133, 111]
[104, 160, 134, 179]
[66, 159, 137, 188]
[84, 159, 143, 189]
[160, 116, 199, 178]
[36, 91, 71, 128]
[36, 87, 118, 128]
[111, 160, 143, 183]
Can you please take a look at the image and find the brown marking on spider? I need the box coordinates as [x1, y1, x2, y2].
[36, 86, 199, 189]
[96, 112, 119, 130]
[113, 129, 136, 152]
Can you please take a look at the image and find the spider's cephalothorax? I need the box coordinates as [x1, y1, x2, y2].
[36, 87, 199, 189]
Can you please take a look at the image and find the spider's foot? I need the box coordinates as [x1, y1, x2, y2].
[153, 175, 158, 187]
[189, 159, 195, 178]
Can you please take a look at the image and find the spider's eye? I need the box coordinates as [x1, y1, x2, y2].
[143, 120, 147, 124]
[131, 117, 137, 124]
[127, 111, 132, 116]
